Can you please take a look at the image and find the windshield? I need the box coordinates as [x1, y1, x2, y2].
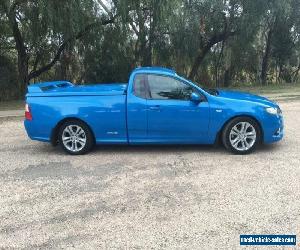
[172, 74, 220, 96]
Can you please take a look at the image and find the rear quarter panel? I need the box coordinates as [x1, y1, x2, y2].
[25, 95, 127, 143]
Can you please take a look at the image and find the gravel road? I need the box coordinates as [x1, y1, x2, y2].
[0, 101, 300, 249]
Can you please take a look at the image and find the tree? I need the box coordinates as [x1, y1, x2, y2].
[187, 0, 239, 80]
[0, 0, 114, 96]
[1, 0, 300, 102]
[258, 0, 295, 84]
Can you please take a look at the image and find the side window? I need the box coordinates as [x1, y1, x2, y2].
[147, 74, 194, 100]
[133, 74, 148, 99]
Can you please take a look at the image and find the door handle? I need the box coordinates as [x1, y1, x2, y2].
[149, 105, 160, 111]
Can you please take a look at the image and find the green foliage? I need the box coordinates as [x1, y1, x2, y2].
[1, 0, 300, 101]
[81, 24, 134, 82]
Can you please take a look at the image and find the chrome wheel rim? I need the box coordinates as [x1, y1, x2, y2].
[229, 122, 256, 151]
[62, 125, 86, 152]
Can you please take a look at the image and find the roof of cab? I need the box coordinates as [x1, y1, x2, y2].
[133, 67, 176, 75]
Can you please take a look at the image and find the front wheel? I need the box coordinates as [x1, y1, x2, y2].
[222, 117, 261, 154]
[58, 120, 94, 155]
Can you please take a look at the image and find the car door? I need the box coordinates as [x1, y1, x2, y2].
[146, 74, 210, 143]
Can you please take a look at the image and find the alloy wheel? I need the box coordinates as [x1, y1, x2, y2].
[229, 121, 257, 151]
[62, 125, 87, 152]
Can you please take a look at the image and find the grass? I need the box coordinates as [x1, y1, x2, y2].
[229, 83, 300, 95]
[229, 84, 300, 102]
[0, 100, 24, 111]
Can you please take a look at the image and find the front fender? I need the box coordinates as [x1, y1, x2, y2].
[208, 97, 267, 141]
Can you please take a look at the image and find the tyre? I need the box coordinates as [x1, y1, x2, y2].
[222, 117, 261, 154]
[58, 119, 94, 155]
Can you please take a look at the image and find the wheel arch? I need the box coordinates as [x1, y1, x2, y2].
[215, 115, 264, 145]
[50, 117, 95, 146]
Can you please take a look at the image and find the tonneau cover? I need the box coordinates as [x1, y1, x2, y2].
[27, 81, 127, 97]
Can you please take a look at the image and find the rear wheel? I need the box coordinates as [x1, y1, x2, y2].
[222, 117, 261, 154]
[58, 120, 94, 155]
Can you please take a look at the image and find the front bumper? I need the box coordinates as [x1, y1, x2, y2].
[263, 114, 284, 144]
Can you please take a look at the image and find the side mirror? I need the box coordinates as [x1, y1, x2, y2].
[190, 92, 201, 103]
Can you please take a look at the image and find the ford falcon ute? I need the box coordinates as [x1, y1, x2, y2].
[24, 67, 284, 155]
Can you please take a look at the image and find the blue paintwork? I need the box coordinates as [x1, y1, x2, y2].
[24, 67, 284, 146]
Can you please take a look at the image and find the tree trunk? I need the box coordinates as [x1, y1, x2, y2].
[223, 69, 231, 87]
[215, 41, 225, 87]
[261, 29, 273, 85]
[188, 31, 235, 80]
[3, 2, 29, 97]
[223, 42, 232, 87]
[17, 54, 29, 97]
[292, 61, 300, 82]
[188, 46, 211, 80]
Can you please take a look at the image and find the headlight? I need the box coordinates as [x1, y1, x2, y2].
[265, 107, 280, 115]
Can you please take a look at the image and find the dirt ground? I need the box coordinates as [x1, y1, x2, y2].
[0, 100, 299, 249]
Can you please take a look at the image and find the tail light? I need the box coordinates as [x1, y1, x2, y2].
[25, 103, 32, 120]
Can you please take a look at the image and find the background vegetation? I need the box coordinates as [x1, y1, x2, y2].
[1, 0, 300, 101]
